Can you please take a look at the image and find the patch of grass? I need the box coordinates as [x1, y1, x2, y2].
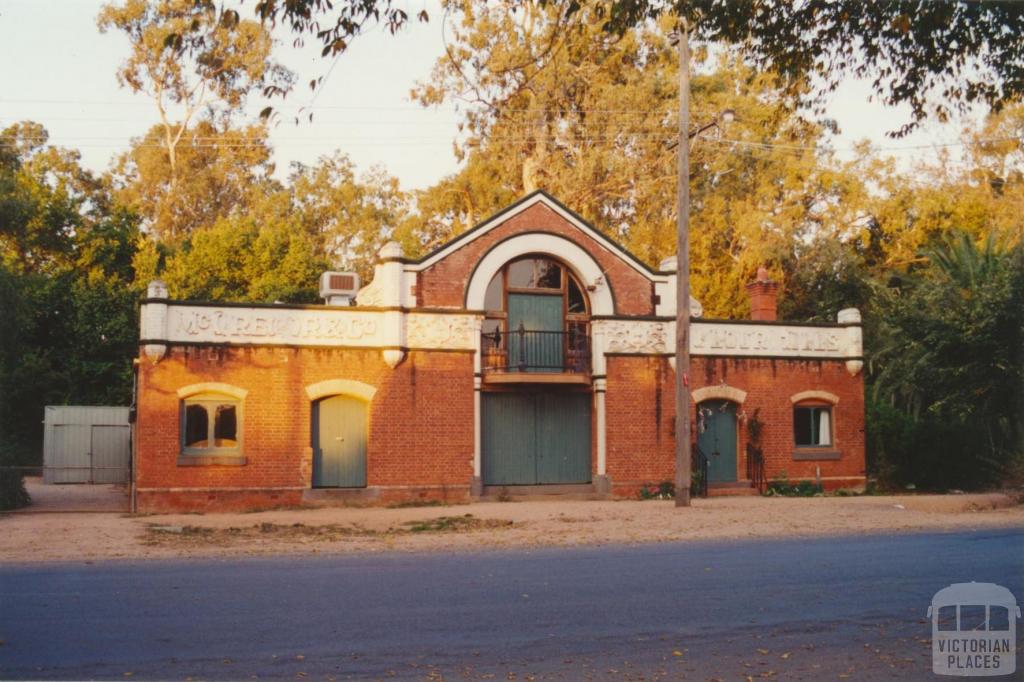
[143, 521, 381, 546]
[143, 514, 516, 547]
[404, 514, 513, 533]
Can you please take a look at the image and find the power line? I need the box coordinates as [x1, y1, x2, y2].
[1, 131, 1014, 154]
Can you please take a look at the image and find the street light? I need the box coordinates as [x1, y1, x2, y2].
[665, 108, 736, 151]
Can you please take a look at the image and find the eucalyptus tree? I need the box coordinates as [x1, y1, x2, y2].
[110, 121, 277, 241]
[251, 1, 1024, 138]
[98, 0, 294, 238]
[410, 1, 866, 318]
[288, 153, 410, 280]
[0, 123, 142, 468]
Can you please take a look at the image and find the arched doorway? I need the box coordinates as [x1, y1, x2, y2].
[479, 255, 593, 487]
[312, 395, 368, 488]
[480, 255, 590, 374]
[697, 400, 738, 483]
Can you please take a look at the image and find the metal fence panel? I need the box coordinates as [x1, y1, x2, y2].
[91, 425, 130, 484]
[43, 406, 131, 484]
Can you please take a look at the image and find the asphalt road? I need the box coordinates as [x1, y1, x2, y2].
[1, 529, 1022, 680]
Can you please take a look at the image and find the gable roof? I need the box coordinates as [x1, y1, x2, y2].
[405, 190, 670, 281]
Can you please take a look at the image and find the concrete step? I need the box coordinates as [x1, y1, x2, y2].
[302, 488, 380, 506]
[479, 483, 605, 501]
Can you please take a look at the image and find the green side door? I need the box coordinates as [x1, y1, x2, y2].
[313, 395, 367, 488]
[507, 293, 563, 372]
[482, 392, 591, 485]
[697, 400, 738, 483]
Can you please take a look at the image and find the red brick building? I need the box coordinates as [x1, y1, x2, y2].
[134, 191, 865, 512]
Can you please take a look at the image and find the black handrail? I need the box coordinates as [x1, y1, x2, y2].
[482, 324, 591, 374]
[693, 442, 709, 498]
[746, 443, 767, 494]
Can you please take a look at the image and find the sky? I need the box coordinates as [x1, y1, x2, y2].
[0, 0, 981, 192]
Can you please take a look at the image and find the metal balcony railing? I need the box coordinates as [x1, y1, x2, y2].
[481, 324, 591, 375]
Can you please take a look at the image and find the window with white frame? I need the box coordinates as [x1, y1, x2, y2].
[181, 393, 242, 456]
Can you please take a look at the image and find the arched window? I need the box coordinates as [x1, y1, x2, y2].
[481, 256, 590, 373]
[790, 390, 839, 451]
[176, 383, 247, 464]
[181, 392, 242, 455]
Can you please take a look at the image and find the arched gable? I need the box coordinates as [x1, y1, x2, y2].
[465, 233, 615, 315]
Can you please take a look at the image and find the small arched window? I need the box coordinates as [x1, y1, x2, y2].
[181, 392, 243, 456]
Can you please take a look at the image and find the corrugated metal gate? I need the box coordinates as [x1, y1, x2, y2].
[42, 406, 131, 484]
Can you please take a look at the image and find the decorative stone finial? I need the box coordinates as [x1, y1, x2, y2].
[382, 349, 405, 369]
[837, 308, 861, 324]
[379, 241, 404, 260]
[147, 280, 169, 299]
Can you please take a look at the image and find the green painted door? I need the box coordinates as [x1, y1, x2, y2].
[697, 400, 738, 483]
[482, 393, 536, 485]
[482, 392, 591, 485]
[507, 293, 563, 372]
[313, 395, 367, 488]
[536, 393, 591, 484]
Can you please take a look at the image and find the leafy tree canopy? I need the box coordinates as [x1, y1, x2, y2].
[409, 1, 869, 317]
[288, 153, 410, 280]
[110, 121, 278, 241]
[248, 1, 1024, 137]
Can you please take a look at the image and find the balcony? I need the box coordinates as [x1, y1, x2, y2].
[481, 326, 591, 384]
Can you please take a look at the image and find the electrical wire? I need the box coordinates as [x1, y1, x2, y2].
[0, 130, 1014, 155]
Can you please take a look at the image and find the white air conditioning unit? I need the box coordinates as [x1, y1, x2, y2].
[319, 271, 360, 306]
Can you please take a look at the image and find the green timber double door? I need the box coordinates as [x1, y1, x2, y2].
[482, 392, 591, 485]
[697, 400, 738, 483]
[312, 395, 367, 488]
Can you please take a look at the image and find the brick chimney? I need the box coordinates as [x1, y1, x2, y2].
[745, 266, 779, 321]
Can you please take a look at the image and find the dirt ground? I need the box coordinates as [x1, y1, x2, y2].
[17, 477, 129, 512]
[2, 491, 1021, 564]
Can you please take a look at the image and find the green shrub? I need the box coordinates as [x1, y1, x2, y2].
[0, 446, 30, 511]
[765, 473, 822, 497]
[639, 480, 675, 500]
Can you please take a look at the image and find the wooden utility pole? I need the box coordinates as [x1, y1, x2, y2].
[674, 21, 692, 507]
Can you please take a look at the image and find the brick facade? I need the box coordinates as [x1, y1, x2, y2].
[605, 356, 865, 497]
[134, 191, 866, 512]
[136, 347, 475, 512]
